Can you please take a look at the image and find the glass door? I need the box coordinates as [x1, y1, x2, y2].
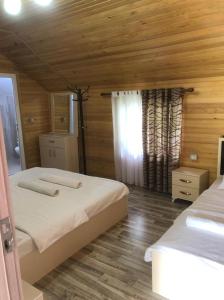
[0, 75, 26, 175]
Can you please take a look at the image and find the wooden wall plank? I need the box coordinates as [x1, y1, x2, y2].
[1, 1, 224, 185]
[85, 77, 224, 184]
[1, 1, 224, 89]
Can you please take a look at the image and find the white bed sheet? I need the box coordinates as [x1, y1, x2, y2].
[12, 168, 129, 253]
[145, 178, 224, 266]
[11, 167, 129, 219]
[16, 229, 35, 258]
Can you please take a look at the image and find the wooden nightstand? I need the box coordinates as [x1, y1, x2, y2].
[172, 167, 209, 202]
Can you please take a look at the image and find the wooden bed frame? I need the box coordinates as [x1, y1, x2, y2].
[20, 196, 128, 284]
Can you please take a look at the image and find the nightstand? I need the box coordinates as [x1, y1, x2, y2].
[172, 167, 209, 202]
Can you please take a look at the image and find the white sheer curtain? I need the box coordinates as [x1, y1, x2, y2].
[112, 90, 144, 186]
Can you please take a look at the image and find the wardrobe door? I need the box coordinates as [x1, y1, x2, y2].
[40, 147, 55, 168]
[52, 148, 67, 170]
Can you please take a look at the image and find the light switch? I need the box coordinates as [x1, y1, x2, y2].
[189, 153, 198, 161]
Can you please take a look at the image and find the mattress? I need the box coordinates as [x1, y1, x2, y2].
[12, 167, 129, 254]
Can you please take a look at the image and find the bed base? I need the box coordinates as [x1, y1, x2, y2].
[20, 196, 128, 284]
[152, 250, 224, 300]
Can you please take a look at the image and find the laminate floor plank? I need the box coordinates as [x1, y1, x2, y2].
[36, 186, 189, 300]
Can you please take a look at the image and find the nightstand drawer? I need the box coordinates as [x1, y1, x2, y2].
[172, 173, 199, 189]
[39, 135, 65, 148]
[172, 167, 208, 203]
[172, 185, 199, 202]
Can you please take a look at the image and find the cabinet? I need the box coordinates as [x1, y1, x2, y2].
[39, 133, 79, 172]
[172, 167, 208, 202]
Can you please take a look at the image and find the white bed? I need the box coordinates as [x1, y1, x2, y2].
[11, 167, 129, 283]
[145, 140, 224, 300]
[16, 230, 35, 259]
[145, 179, 224, 300]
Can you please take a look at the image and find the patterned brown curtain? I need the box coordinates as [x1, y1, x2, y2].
[142, 88, 184, 193]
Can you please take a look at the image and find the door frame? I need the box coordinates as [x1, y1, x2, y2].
[0, 115, 23, 299]
[0, 73, 26, 170]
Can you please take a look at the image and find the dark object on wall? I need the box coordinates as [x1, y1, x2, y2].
[68, 86, 89, 175]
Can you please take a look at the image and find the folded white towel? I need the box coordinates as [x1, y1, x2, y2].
[186, 214, 224, 236]
[18, 181, 59, 197]
[39, 174, 81, 189]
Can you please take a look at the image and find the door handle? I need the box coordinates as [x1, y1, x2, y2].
[180, 191, 192, 196]
[0, 217, 14, 253]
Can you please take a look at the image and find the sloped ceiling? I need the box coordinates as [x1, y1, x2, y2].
[0, 0, 224, 91]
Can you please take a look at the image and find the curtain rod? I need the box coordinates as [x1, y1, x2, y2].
[100, 88, 194, 97]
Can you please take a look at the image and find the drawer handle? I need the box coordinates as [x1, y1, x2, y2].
[180, 191, 192, 196]
[49, 140, 55, 143]
[179, 179, 192, 184]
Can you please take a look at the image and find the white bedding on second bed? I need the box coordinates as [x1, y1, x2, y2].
[12, 167, 129, 254]
[145, 178, 224, 266]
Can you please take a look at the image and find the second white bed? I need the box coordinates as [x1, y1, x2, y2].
[145, 177, 224, 300]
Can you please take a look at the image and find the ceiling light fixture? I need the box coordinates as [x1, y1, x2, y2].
[4, 0, 21, 15]
[34, 0, 52, 6]
[3, 0, 53, 15]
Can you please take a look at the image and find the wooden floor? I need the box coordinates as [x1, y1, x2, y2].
[35, 186, 189, 300]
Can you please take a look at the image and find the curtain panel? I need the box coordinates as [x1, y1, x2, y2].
[142, 88, 184, 193]
[112, 91, 144, 187]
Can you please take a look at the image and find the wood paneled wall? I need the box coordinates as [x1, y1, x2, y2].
[85, 77, 224, 185]
[0, 53, 50, 168]
[1, 1, 224, 90]
[1, 51, 223, 185]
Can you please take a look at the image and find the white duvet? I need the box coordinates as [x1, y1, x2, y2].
[11, 168, 129, 253]
[144, 180, 224, 265]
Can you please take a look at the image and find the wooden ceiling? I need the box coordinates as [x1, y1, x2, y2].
[0, 0, 224, 91]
